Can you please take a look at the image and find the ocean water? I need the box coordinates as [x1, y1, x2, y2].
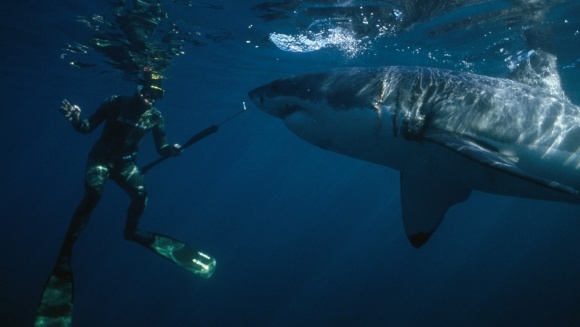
[2, 1, 580, 326]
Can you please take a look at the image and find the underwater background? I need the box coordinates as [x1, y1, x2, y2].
[2, 0, 580, 326]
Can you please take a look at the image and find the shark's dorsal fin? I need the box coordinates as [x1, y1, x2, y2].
[508, 50, 566, 99]
[400, 165, 472, 248]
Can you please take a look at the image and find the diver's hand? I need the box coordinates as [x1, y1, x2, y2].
[168, 143, 182, 157]
[60, 99, 81, 123]
[162, 143, 182, 157]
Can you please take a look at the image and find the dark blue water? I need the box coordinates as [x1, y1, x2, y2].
[2, 1, 580, 326]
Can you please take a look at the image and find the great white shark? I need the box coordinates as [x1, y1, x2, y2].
[249, 55, 580, 247]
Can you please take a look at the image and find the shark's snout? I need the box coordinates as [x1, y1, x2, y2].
[249, 82, 303, 119]
[248, 87, 265, 108]
[249, 86, 304, 119]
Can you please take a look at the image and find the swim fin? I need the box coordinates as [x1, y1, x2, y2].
[128, 230, 216, 278]
[34, 260, 74, 327]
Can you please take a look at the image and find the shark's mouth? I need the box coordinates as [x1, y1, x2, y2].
[278, 104, 303, 119]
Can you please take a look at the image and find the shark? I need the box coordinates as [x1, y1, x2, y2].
[248, 52, 580, 247]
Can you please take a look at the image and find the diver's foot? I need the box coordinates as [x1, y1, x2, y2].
[36, 256, 74, 326]
[147, 232, 217, 278]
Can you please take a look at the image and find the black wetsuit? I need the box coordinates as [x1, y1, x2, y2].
[60, 94, 173, 259]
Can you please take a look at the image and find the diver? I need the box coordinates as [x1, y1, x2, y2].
[54, 72, 215, 278]
[35, 73, 215, 326]
[56, 77, 173, 266]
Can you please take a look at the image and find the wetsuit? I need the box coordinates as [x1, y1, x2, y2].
[59, 94, 174, 260]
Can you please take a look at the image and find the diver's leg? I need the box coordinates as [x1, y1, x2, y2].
[58, 188, 101, 260]
[112, 162, 152, 244]
[57, 163, 108, 272]
[36, 163, 108, 326]
[115, 162, 216, 278]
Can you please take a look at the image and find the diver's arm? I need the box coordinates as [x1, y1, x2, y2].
[153, 114, 182, 157]
[60, 97, 115, 133]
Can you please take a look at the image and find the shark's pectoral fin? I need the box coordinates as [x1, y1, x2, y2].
[400, 169, 472, 248]
[425, 132, 579, 195]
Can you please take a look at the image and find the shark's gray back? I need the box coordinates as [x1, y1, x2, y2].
[377, 66, 579, 154]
